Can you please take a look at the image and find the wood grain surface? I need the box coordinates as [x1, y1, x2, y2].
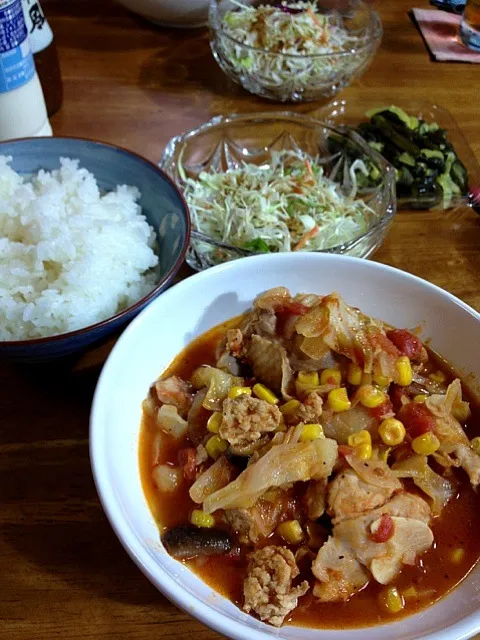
[1, 1, 479, 638]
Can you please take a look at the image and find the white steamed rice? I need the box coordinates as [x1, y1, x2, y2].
[0, 156, 159, 341]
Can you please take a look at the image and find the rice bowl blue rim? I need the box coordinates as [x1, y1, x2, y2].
[0, 136, 191, 348]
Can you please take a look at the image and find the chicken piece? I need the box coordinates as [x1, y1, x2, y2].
[219, 395, 282, 448]
[241, 295, 279, 339]
[335, 513, 433, 584]
[243, 546, 309, 627]
[328, 469, 399, 524]
[452, 443, 480, 488]
[426, 380, 469, 446]
[305, 479, 327, 520]
[312, 492, 432, 601]
[155, 375, 193, 418]
[312, 536, 369, 603]
[246, 334, 293, 398]
[286, 392, 323, 426]
[224, 508, 260, 545]
[371, 492, 431, 524]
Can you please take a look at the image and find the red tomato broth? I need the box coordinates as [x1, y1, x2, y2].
[139, 317, 480, 629]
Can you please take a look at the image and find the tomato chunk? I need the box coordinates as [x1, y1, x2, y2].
[178, 447, 197, 480]
[371, 514, 395, 543]
[338, 444, 354, 458]
[370, 397, 394, 421]
[387, 329, 423, 360]
[398, 402, 435, 439]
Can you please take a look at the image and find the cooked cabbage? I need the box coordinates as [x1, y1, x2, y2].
[189, 456, 235, 504]
[392, 454, 455, 514]
[295, 293, 399, 380]
[191, 366, 243, 411]
[203, 438, 338, 514]
[346, 454, 402, 491]
[426, 379, 470, 446]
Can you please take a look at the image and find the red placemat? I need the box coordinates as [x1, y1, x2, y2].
[412, 8, 480, 61]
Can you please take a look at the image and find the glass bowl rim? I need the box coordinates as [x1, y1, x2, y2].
[159, 110, 397, 258]
[209, 0, 383, 60]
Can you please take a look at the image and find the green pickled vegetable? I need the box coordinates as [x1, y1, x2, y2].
[334, 105, 470, 209]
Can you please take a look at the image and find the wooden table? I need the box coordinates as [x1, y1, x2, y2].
[1, 1, 479, 638]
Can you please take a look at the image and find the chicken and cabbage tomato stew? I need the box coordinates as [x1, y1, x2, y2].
[140, 288, 480, 629]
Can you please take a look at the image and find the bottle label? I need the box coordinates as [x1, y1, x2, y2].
[0, 0, 35, 93]
[22, 0, 53, 54]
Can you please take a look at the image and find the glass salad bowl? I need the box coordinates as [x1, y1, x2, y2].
[159, 112, 396, 271]
[208, 0, 383, 103]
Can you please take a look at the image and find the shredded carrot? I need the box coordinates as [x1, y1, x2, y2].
[304, 159, 315, 184]
[307, 7, 322, 28]
[293, 225, 320, 251]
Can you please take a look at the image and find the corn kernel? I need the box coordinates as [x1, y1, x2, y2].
[378, 586, 405, 614]
[429, 370, 446, 384]
[348, 429, 372, 448]
[396, 356, 413, 387]
[401, 585, 418, 600]
[327, 387, 351, 412]
[373, 373, 390, 388]
[280, 399, 301, 415]
[300, 423, 324, 442]
[207, 411, 222, 434]
[228, 385, 252, 400]
[357, 384, 386, 408]
[297, 371, 319, 386]
[378, 418, 406, 446]
[205, 435, 228, 459]
[347, 363, 363, 386]
[413, 394, 428, 403]
[190, 509, 215, 528]
[253, 383, 279, 405]
[450, 548, 465, 565]
[320, 368, 342, 386]
[356, 442, 373, 460]
[277, 520, 304, 545]
[412, 432, 440, 456]
[453, 402, 471, 423]
[470, 437, 480, 456]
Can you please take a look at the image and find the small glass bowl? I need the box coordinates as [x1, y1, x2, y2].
[160, 112, 396, 271]
[208, 0, 382, 103]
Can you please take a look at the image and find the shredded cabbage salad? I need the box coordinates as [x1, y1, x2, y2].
[182, 150, 377, 262]
[218, 1, 371, 92]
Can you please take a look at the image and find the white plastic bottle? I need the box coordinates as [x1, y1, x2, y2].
[0, 0, 52, 141]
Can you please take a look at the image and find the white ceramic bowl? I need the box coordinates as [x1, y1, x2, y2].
[90, 253, 480, 640]
[116, 0, 209, 28]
